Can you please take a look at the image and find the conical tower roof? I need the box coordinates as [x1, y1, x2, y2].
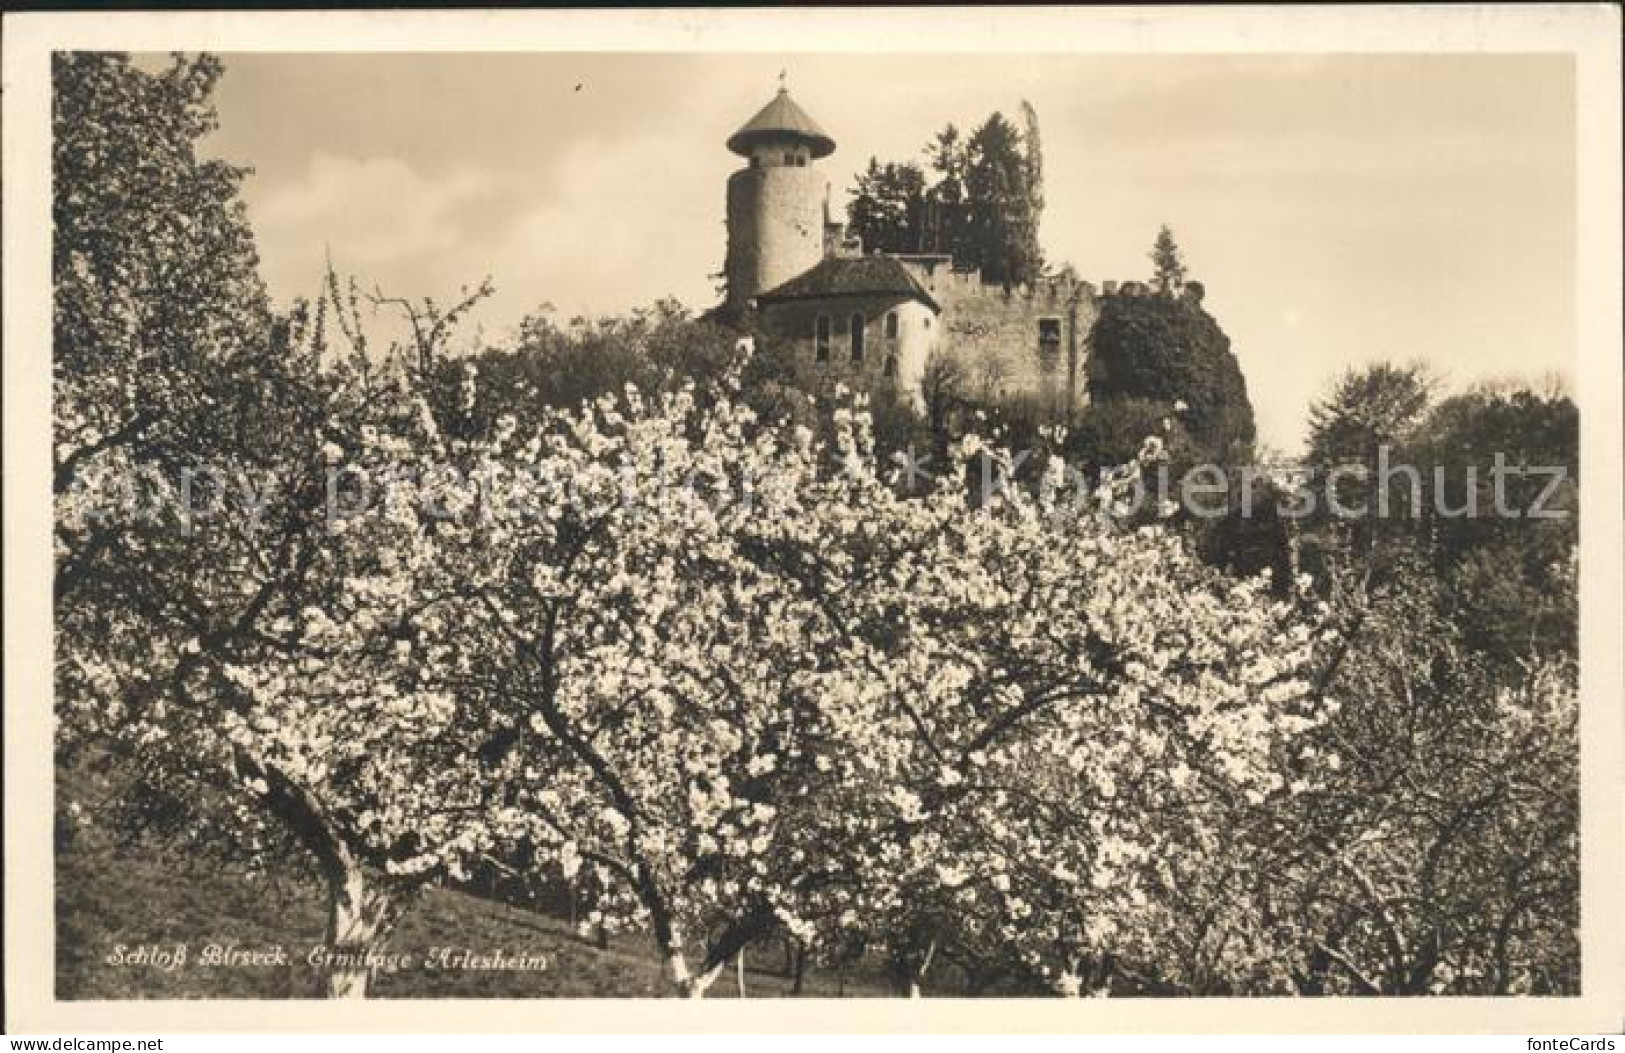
[726, 86, 836, 159]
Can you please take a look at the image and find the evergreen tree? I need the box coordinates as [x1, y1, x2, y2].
[923, 125, 968, 256]
[1019, 100, 1045, 271]
[846, 159, 929, 255]
[963, 111, 1043, 286]
[1150, 224, 1188, 294]
[844, 105, 1045, 285]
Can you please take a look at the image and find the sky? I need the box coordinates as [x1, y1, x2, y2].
[192, 53, 1575, 452]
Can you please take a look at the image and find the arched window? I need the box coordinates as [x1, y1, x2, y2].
[885, 311, 899, 342]
[815, 314, 831, 362]
[850, 312, 865, 362]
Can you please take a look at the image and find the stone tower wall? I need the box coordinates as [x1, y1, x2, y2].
[725, 165, 826, 314]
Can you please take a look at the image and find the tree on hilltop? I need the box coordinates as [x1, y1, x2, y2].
[847, 105, 1046, 286]
[847, 160, 930, 256]
[1084, 288, 1256, 464]
[1150, 225, 1188, 295]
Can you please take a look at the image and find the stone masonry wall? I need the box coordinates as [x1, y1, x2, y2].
[903, 259, 1100, 419]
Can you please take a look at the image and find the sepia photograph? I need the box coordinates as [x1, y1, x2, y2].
[4, 4, 1622, 1036]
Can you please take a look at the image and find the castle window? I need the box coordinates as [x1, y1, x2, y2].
[815, 314, 831, 362]
[883, 354, 898, 379]
[850, 312, 865, 362]
[1038, 317, 1062, 365]
[885, 311, 899, 342]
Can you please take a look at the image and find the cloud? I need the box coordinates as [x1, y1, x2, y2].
[247, 131, 729, 340]
[482, 131, 724, 324]
[253, 153, 499, 267]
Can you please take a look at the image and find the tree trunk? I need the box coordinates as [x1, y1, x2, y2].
[664, 952, 723, 998]
[233, 746, 407, 1001]
[692, 961, 725, 997]
[736, 951, 748, 998]
[323, 858, 401, 999]
[791, 942, 807, 996]
[912, 938, 937, 998]
[891, 938, 936, 998]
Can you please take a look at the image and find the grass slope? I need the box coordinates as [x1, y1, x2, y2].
[57, 826, 888, 1000]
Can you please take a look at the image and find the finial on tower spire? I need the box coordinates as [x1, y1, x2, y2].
[778, 69, 787, 93]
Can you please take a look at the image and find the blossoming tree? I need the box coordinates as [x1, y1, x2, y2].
[438, 375, 1335, 997]
[431, 382, 904, 996]
[737, 412, 1334, 995]
[59, 312, 545, 996]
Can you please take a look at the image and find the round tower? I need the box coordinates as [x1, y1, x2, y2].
[724, 85, 836, 315]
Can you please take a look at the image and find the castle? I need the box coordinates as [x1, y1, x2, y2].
[719, 85, 1170, 418]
